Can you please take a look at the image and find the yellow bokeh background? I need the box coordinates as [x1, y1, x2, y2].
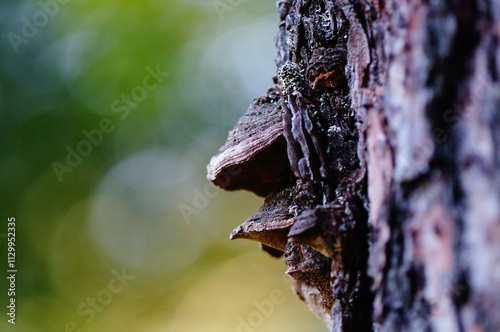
[0, 0, 327, 331]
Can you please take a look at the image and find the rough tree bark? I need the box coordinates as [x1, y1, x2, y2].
[207, 1, 500, 331]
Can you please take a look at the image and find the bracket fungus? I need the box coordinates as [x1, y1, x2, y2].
[230, 184, 297, 253]
[207, 88, 290, 197]
[207, 0, 369, 327]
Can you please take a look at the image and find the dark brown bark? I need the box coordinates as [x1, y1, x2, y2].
[208, 1, 500, 331]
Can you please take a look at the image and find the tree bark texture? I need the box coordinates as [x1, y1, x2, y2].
[207, 1, 500, 331]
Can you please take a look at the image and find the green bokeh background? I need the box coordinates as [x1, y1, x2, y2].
[0, 0, 327, 331]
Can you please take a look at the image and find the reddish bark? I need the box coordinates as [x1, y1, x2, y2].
[208, 1, 500, 331]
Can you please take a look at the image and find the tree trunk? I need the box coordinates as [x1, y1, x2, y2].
[207, 0, 500, 331]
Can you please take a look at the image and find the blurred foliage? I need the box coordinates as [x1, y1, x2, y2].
[0, 0, 326, 331]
